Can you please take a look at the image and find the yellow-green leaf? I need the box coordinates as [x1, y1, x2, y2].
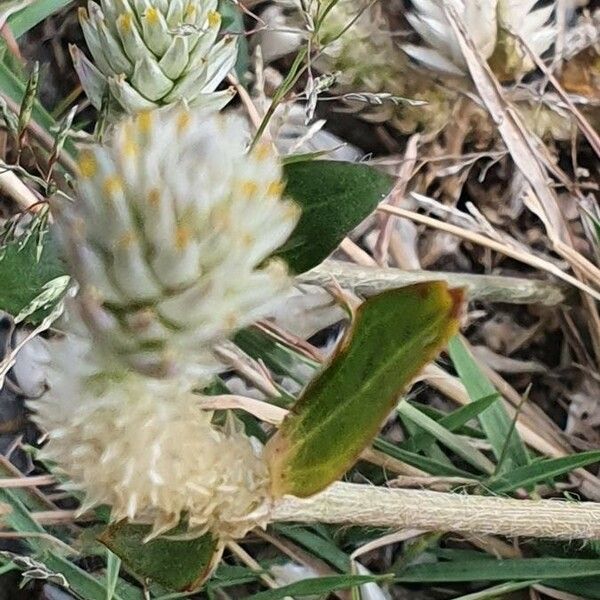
[266, 282, 464, 498]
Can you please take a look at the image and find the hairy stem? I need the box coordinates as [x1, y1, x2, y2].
[299, 260, 567, 307]
[271, 482, 600, 540]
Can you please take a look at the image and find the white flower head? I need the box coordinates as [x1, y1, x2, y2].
[31, 334, 270, 540]
[403, 0, 556, 78]
[58, 106, 300, 379]
[71, 0, 238, 113]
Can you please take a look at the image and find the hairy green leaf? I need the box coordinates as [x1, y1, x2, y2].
[99, 522, 221, 592]
[278, 160, 394, 273]
[266, 283, 463, 497]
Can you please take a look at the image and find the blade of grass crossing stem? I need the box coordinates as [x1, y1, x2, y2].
[397, 401, 495, 474]
[487, 450, 600, 493]
[448, 336, 528, 471]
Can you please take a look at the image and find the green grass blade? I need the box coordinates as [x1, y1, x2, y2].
[397, 401, 495, 474]
[395, 558, 600, 582]
[448, 336, 529, 471]
[105, 550, 122, 600]
[487, 451, 600, 493]
[406, 394, 496, 453]
[249, 574, 389, 600]
[273, 524, 350, 571]
[373, 438, 478, 478]
[8, 0, 73, 39]
[451, 580, 539, 600]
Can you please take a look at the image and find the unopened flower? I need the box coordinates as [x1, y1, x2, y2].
[70, 0, 237, 113]
[58, 107, 300, 379]
[32, 334, 270, 540]
[404, 0, 556, 79]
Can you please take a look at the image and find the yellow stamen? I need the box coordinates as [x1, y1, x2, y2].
[117, 12, 133, 32]
[145, 7, 160, 25]
[123, 139, 138, 158]
[240, 180, 258, 198]
[207, 10, 221, 28]
[78, 150, 97, 178]
[117, 230, 136, 249]
[148, 188, 161, 207]
[103, 175, 123, 196]
[136, 111, 153, 135]
[174, 225, 191, 250]
[267, 180, 284, 197]
[253, 142, 272, 162]
[177, 110, 192, 134]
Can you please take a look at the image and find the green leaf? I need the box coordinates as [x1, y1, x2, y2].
[394, 558, 600, 582]
[278, 160, 394, 273]
[0, 216, 68, 324]
[266, 283, 463, 497]
[8, 0, 74, 39]
[448, 336, 529, 472]
[99, 522, 221, 592]
[249, 574, 388, 600]
[487, 451, 600, 494]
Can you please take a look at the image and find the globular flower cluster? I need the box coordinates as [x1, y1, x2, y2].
[61, 107, 299, 379]
[32, 106, 300, 540]
[71, 0, 237, 113]
[34, 333, 270, 540]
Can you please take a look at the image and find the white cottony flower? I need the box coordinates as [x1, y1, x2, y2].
[70, 0, 238, 113]
[32, 334, 270, 540]
[58, 106, 300, 379]
[403, 0, 556, 78]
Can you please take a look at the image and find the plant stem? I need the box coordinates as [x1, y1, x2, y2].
[300, 260, 567, 306]
[271, 482, 600, 540]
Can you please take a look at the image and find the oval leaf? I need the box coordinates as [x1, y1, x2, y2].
[98, 522, 221, 592]
[266, 282, 464, 498]
[278, 160, 394, 273]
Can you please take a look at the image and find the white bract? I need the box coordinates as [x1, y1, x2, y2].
[71, 0, 238, 112]
[59, 106, 300, 379]
[404, 0, 556, 77]
[32, 334, 270, 539]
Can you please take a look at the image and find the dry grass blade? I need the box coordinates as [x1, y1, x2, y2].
[377, 204, 600, 301]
